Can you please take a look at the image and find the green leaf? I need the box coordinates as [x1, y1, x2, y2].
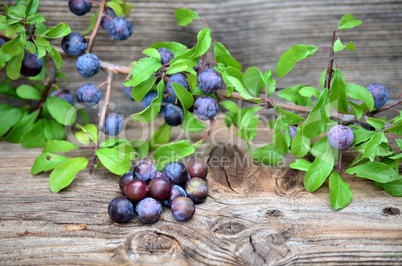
[278, 85, 313, 107]
[291, 126, 310, 157]
[44, 23, 71, 38]
[214, 41, 242, 71]
[77, 108, 90, 125]
[76, 123, 98, 143]
[153, 140, 195, 170]
[243, 67, 266, 97]
[237, 114, 259, 142]
[302, 88, 331, 139]
[26, 14, 46, 24]
[251, 143, 284, 166]
[112, 143, 135, 161]
[31, 153, 70, 175]
[223, 75, 260, 103]
[349, 101, 364, 119]
[0, 107, 24, 137]
[276, 45, 318, 78]
[289, 159, 311, 171]
[277, 106, 304, 125]
[46, 45, 63, 69]
[35, 35, 50, 47]
[304, 148, 334, 192]
[49, 157, 88, 193]
[346, 83, 374, 111]
[81, 10, 98, 35]
[20, 119, 46, 148]
[338, 14, 362, 30]
[367, 117, 385, 131]
[189, 28, 212, 59]
[131, 80, 164, 122]
[386, 120, 402, 136]
[298, 86, 320, 99]
[181, 110, 207, 133]
[151, 42, 188, 56]
[166, 60, 188, 75]
[43, 118, 66, 140]
[43, 140, 79, 153]
[1, 31, 25, 56]
[46, 97, 76, 126]
[220, 100, 238, 113]
[129, 140, 149, 159]
[346, 161, 400, 183]
[25, 41, 37, 54]
[25, 0, 39, 16]
[334, 39, 355, 52]
[143, 47, 161, 61]
[175, 8, 199, 26]
[350, 126, 375, 146]
[106, 1, 123, 17]
[96, 148, 131, 175]
[149, 122, 172, 150]
[330, 69, 348, 113]
[376, 180, 402, 197]
[350, 154, 370, 167]
[273, 118, 291, 153]
[129, 76, 157, 102]
[3, 110, 38, 143]
[6, 51, 24, 80]
[171, 82, 194, 111]
[310, 136, 329, 157]
[362, 132, 385, 161]
[75, 131, 90, 146]
[329, 171, 353, 210]
[16, 84, 42, 100]
[127, 57, 162, 87]
[100, 138, 128, 148]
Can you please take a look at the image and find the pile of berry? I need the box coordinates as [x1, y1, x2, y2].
[108, 159, 209, 223]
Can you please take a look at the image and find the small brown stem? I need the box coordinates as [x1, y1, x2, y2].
[87, 0, 107, 53]
[35, 64, 57, 112]
[337, 149, 343, 172]
[325, 29, 337, 90]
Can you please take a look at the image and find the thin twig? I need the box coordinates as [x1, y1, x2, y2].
[87, 0, 107, 53]
[35, 64, 57, 112]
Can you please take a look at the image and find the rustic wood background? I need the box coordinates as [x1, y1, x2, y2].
[1, 0, 402, 265]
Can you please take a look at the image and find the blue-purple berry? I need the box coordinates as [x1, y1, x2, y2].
[193, 96, 218, 121]
[76, 83, 101, 107]
[157, 48, 174, 65]
[163, 185, 187, 207]
[367, 83, 388, 109]
[68, 0, 91, 16]
[20, 53, 43, 77]
[133, 161, 157, 183]
[171, 196, 195, 221]
[100, 7, 117, 30]
[61, 32, 87, 56]
[162, 161, 189, 187]
[119, 171, 134, 194]
[136, 197, 162, 224]
[103, 113, 124, 136]
[50, 89, 74, 105]
[197, 68, 222, 94]
[163, 104, 184, 127]
[108, 17, 133, 41]
[123, 86, 134, 100]
[328, 125, 354, 150]
[76, 53, 100, 78]
[166, 73, 189, 98]
[108, 197, 134, 223]
[185, 177, 208, 203]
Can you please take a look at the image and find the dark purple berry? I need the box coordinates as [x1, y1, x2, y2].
[125, 179, 148, 202]
[133, 161, 157, 183]
[50, 89, 74, 105]
[193, 59, 211, 73]
[162, 161, 189, 187]
[197, 68, 222, 94]
[185, 177, 208, 203]
[143, 91, 158, 109]
[186, 159, 208, 179]
[100, 7, 117, 29]
[20, 53, 43, 77]
[193, 96, 218, 121]
[103, 113, 124, 136]
[119, 171, 134, 194]
[328, 125, 354, 150]
[76, 53, 100, 78]
[0, 37, 6, 47]
[166, 73, 189, 98]
[163, 104, 184, 127]
[162, 92, 176, 107]
[108, 17, 133, 41]
[68, 0, 91, 16]
[163, 185, 187, 207]
[76, 83, 101, 107]
[157, 48, 174, 65]
[61, 32, 87, 56]
[123, 86, 134, 100]
[289, 125, 297, 141]
[171, 197, 195, 221]
[136, 197, 162, 224]
[108, 197, 134, 223]
[148, 177, 172, 201]
[367, 83, 388, 109]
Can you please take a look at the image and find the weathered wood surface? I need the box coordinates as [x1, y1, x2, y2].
[0, 118, 401, 265]
[1, 0, 402, 265]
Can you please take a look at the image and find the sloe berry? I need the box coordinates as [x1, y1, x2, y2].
[197, 68, 222, 94]
[186, 159, 208, 179]
[328, 125, 354, 150]
[50, 89, 74, 105]
[103, 113, 124, 136]
[100, 7, 117, 30]
[123, 86, 134, 101]
[133, 161, 157, 183]
[157, 48, 174, 65]
[125, 179, 148, 202]
[20, 53, 43, 77]
[166, 73, 189, 98]
[193, 59, 211, 73]
[0, 37, 6, 47]
[163, 104, 184, 127]
[76, 83, 101, 107]
[76, 53, 100, 78]
[193, 96, 218, 121]
[119, 171, 134, 194]
[108, 197, 134, 223]
[148, 177, 172, 201]
[108, 17, 133, 41]
[68, 0, 91, 16]
[171, 197, 195, 221]
[162, 161, 189, 187]
[61, 32, 87, 56]
[136, 197, 162, 224]
[367, 83, 388, 109]
[185, 177, 208, 203]
[163, 185, 187, 207]
[143, 91, 158, 109]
